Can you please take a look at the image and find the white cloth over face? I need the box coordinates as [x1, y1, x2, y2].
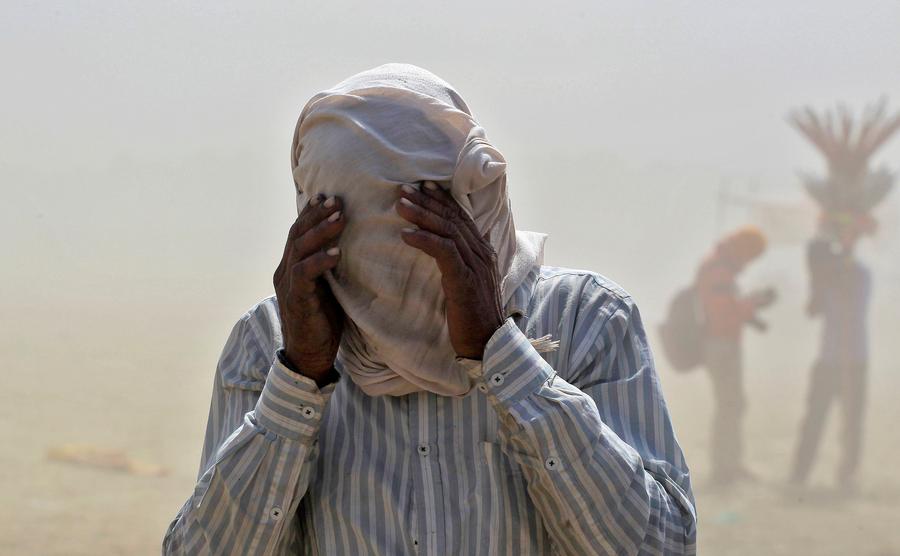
[290, 63, 545, 397]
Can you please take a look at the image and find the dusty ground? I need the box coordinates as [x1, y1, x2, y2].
[2, 299, 898, 555]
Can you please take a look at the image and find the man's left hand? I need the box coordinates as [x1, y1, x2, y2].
[396, 181, 505, 360]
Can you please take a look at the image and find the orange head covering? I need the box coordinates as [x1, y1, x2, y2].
[716, 226, 767, 267]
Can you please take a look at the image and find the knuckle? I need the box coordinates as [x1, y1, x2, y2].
[302, 257, 320, 278]
[294, 219, 312, 236]
[440, 220, 457, 238]
[405, 200, 421, 216]
[304, 227, 322, 246]
[303, 225, 327, 246]
[291, 238, 310, 259]
[304, 201, 326, 219]
[291, 260, 308, 278]
[440, 205, 456, 220]
[410, 191, 426, 205]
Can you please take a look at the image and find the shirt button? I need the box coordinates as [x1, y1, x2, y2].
[417, 443, 431, 456]
[544, 456, 559, 470]
[269, 506, 283, 521]
[301, 406, 316, 419]
[477, 383, 489, 393]
[490, 373, 505, 386]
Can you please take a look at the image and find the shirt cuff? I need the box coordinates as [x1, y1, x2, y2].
[470, 317, 554, 405]
[253, 356, 337, 442]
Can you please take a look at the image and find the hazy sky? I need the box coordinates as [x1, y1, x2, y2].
[5, 1, 900, 171]
[3, 0, 899, 355]
[4, 7, 900, 553]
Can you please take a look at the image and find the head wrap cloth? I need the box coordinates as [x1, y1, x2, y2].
[290, 63, 544, 397]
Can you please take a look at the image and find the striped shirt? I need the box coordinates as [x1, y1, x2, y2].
[163, 266, 697, 555]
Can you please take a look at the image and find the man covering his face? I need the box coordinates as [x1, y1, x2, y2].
[164, 64, 697, 555]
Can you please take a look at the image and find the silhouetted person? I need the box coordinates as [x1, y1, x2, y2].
[787, 99, 897, 489]
[695, 227, 775, 486]
[789, 218, 872, 487]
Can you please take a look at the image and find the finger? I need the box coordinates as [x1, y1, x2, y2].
[398, 183, 456, 221]
[396, 195, 454, 236]
[290, 247, 341, 292]
[277, 197, 332, 285]
[296, 195, 343, 238]
[396, 196, 481, 270]
[397, 184, 473, 245]
[399, 181, 494, 270]
[281, 195, 327, 275]
[416, 182, 493, 264]
[293, 209, 345, 261]
[295, 193, 324, 229]
[420, 180, 457, 210]
[400, 228, 466, 280]
[281, 194, 343, 278]
[453, 213, 492, 266]
[275, 216, 303, 285]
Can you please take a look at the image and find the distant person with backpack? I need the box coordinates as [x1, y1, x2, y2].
[694, 227, 775, 486]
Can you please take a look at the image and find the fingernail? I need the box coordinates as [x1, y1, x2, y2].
[401, 227, 416, 233]
[399, 198, 414, 207]
[326, 247, 340, 256]
[424, 181, 438, 190]
[401, 184, 416, 194]
[310, 195, 322, 206]
[324, 196, 336, 208]
[328, 210, 341, 222]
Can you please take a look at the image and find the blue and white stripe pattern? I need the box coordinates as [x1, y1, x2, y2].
[163, 266, 697, 555]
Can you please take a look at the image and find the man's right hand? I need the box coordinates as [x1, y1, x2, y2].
[273, 194, 346, 384]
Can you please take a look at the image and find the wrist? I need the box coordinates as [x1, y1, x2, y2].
[458, 314, 507, 360]
[277, 349, 339, 388]
[483, 311, 506, 350]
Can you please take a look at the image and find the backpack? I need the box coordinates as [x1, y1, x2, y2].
[658, 286, 705, 372]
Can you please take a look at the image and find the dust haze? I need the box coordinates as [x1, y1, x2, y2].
[2, 2, 899, 554]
